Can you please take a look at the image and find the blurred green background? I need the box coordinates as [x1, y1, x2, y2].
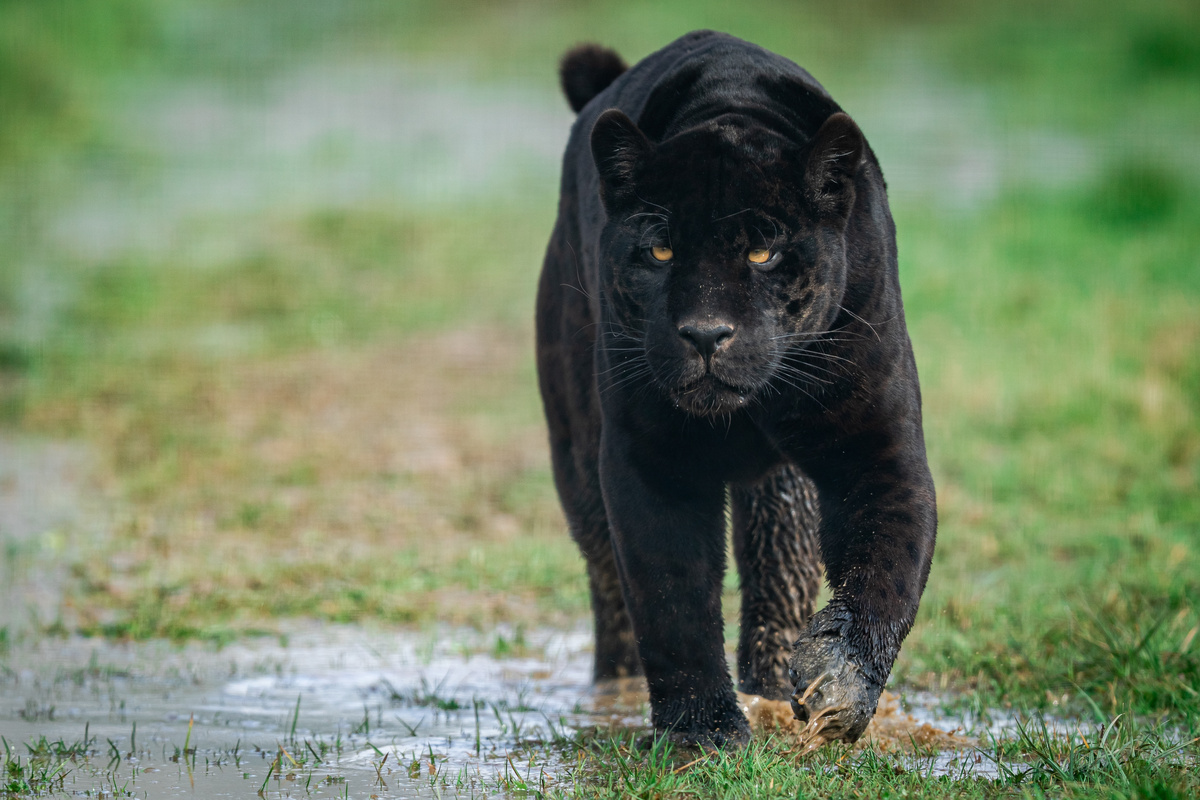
[0, 0, 1197, 726]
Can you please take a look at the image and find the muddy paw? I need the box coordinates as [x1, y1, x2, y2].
[787, 619, 884, 747]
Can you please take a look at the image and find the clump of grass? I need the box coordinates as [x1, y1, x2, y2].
[901, 584, 1200, 727]
[2, 754, 70, 797]
[523, 731, 979, 798]
[982, 711, 1199, 798]
[2, 730, 96, 797]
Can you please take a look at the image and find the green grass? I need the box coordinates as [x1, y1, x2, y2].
[1, 1, 1198, 797]
[891, 173, 1200, 718]
[1, 733, 90, 797]
[514, 721, 1198, 799]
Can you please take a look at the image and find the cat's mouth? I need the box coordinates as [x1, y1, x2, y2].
[669, 374, 755, 417]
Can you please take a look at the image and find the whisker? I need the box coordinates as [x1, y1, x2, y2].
[561, 281, 591, 299]
[768, 326, 865, 341]
[772, 355, 856, 381]
[604, 367, 655, 394]
[635, 195, 671, 215]
[638, 223, 671, 248]
[712, 207, 753, 222]
[774, 365, 834, 388]
[770, 372, 829, 412]
[595, 359, 645, 379]
[566, 239, 591, 301]
[774, 359, 838, 385]
[836, 304, 899, 341]
[788, 349, 857, 367]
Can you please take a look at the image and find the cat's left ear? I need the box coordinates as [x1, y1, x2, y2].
[591, 109, 654, 211]
[804, 112, 865, 220]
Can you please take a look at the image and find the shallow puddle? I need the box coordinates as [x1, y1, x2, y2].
[1, 626, 590, 797]
[0, 624, 1012, 798]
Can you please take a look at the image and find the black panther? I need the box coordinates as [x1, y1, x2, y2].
[536, 31, 936, 748]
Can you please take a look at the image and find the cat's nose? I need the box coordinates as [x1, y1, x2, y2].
[678, 321, 735, 361]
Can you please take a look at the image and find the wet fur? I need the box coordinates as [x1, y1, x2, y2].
[537, 31, 936, 747]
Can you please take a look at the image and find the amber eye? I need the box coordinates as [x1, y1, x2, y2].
[650, 246, 674, 262]
[748, 248, 772, 264]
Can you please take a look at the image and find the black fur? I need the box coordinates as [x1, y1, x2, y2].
[559, 44, 628, 114]
[537, 31, 936, 748]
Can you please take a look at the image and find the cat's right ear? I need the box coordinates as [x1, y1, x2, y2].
[591, 109, 653, 210]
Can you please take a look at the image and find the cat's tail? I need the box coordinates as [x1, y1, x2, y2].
[559, 44, 627, 114]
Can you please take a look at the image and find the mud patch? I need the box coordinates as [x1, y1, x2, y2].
[739, 689, 974, 753]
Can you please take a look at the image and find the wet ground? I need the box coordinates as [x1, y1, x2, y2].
[0, 426, 1010, 797]
[0, 433, 1003, 798]
[2, 625, 594, 798]
[0, 624, 1007, 798]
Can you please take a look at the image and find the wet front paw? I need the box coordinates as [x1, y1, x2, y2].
[787, 626, 883, 747]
